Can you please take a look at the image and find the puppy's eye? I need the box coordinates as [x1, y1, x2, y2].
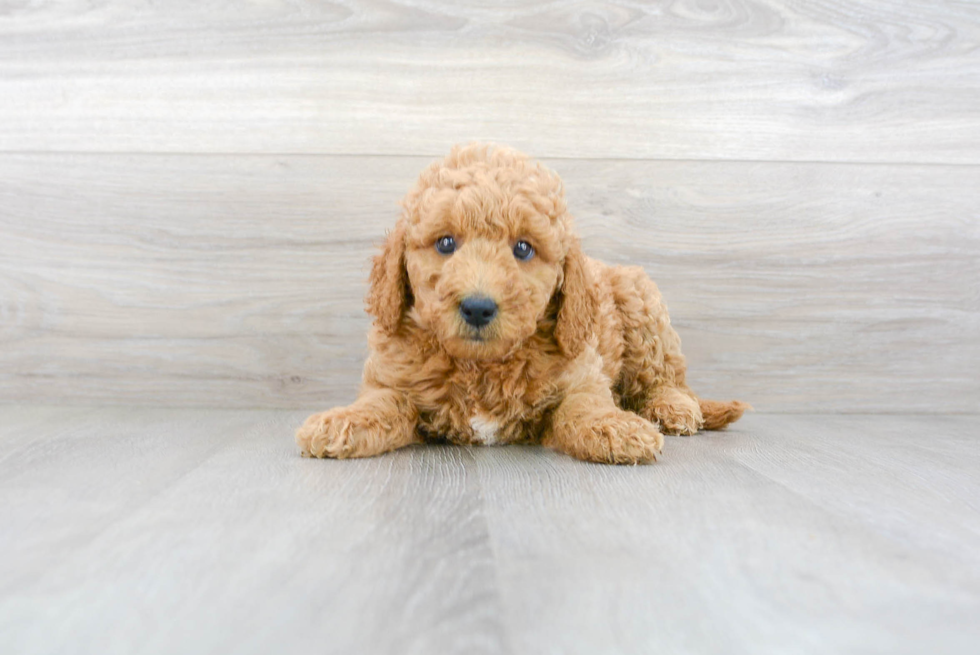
[513, 240, 535, 261]
[435, 236, 456, 255]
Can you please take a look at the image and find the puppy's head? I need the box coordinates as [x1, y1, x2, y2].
[367, 143, 596, 360]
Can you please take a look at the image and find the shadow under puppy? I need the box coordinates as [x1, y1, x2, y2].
[298, 143, 749, 464]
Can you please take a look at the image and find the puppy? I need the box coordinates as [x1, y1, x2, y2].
[297, 144, 748, 464]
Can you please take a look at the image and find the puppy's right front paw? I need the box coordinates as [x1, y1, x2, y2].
[296, 407, 379, 459]
[297, 410, 344, 458]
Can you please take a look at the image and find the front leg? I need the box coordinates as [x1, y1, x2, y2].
[296, 387, 420, 459]
[543, 351, 664, 464]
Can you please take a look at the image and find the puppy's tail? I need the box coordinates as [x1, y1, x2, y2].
[698, 399, 752, 431]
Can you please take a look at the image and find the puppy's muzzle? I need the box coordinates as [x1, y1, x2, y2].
[459, 295, 498, 328]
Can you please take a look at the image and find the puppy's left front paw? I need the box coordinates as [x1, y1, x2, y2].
[546, 410, 664, 465]
[589, 411, 665, 464]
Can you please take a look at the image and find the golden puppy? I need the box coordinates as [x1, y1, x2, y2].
[297, 144, 748, 464]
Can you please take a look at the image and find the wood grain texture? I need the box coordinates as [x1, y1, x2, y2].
[1, 1, 979, 162]
[1, 409, 978, 654]
[1, 153, 977, 411]
[473, 413, 980, 654]
[0, 408, 506, 655]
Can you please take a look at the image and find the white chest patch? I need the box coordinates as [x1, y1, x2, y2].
[469, 415, 501, 446]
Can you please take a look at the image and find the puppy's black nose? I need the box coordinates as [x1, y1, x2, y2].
[459, 295, 498, 328]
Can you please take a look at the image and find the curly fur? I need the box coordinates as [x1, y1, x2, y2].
[298, 143, 749, 464]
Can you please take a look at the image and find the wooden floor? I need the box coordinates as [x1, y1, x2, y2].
[3, 3, 977, 652]
[1, 408, 977, 654]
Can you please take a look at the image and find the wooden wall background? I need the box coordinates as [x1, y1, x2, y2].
[0, 0, 977, 412]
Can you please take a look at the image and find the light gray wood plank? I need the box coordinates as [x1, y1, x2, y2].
[1, 154, 976, 411]
[0, 407, 262, 598]
[569, 159, 980, 412]
[1, 1, 979, 162]
[471, 415, 980, 655]
[0, 408, 506, 655]
[726, 414, 980, 561]
[1, 409, 978, 654]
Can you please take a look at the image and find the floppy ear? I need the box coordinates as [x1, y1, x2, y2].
[554, 239, 598, 358]
[365, 220, 411, 334]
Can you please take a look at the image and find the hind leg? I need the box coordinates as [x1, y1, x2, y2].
[639, 386, 703, 436]
[608, 266, 704, 436]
